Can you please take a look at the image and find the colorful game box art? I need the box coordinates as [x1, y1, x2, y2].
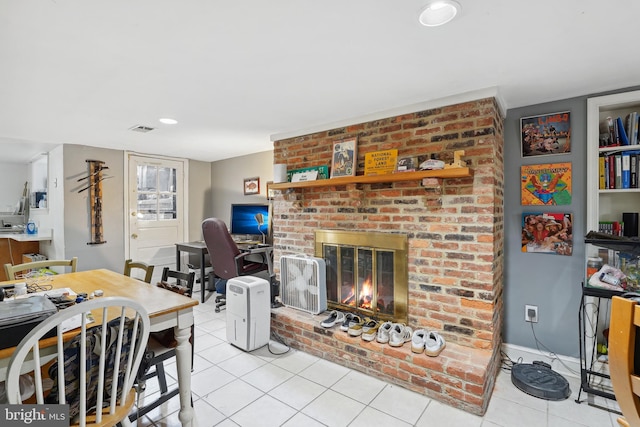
[521, 162, 572, 205]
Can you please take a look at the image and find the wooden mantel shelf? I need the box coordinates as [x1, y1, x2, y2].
[268, 167, 471, 190]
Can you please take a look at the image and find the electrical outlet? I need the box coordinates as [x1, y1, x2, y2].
[525, 305, 538, 323]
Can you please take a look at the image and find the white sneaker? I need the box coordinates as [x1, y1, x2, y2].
[424, 331, 446, 356]
[411, 329, 427, 353]
[376, 321, 393, 343]
[341, 313, 363, 332]
[320, 310, 345, 328]
[389, 324, 413, 347]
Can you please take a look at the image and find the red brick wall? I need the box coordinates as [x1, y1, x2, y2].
[270, 97, 504, 415]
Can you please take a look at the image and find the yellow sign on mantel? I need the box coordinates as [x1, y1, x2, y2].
[364, 149, 398, 176]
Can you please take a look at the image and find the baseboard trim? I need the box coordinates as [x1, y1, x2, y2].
[501, 343, 582, 380]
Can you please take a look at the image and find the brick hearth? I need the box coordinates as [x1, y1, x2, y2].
[269, 97, 504, 416]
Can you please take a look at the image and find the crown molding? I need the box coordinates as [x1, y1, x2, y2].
[271, 87, 506, 142]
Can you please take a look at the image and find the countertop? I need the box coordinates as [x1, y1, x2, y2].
[0, 229, 52, 241]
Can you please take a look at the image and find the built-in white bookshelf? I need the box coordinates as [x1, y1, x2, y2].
[587, 89, 640, 253]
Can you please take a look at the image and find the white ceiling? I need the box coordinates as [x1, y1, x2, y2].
[1, 0, 639, 164]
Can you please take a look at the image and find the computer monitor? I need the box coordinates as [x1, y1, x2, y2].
[230, 204, 269, 241]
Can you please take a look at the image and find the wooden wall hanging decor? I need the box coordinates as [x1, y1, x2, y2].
[78, 159, 110, 245]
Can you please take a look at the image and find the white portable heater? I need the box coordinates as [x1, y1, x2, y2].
[226, 276, 271, 351]
[280, 254, 327, 314]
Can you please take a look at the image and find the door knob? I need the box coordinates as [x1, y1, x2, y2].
[131, 211, 137, 216]
[131, 233, 138, 239]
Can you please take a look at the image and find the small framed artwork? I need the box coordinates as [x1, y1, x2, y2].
[243, 177, 260, 195]
[266, 181, 275, 200]
[521, 111, 571, 157]
[521, 212, 573, 256]
[330, 137, 357, 178]
[521, 162, 572, 205]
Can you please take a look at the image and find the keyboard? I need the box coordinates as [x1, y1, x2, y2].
[234, 240, 262, 245]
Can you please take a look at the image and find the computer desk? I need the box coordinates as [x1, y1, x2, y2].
[236, 242, 275, 279]
[175, 241, 274, 303]
[175, 241, 209, 303]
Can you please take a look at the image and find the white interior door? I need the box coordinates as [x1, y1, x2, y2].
[127, 154, 186, 283]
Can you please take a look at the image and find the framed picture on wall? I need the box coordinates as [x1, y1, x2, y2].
[330, 137, 357, 178]
[243, 177, 260, 195]
[521, 162, 572, 205]
[521, 111, 571, 157]
[521, 212, 573, 256]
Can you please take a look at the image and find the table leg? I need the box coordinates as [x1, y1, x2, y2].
[175, 315, 195, 427]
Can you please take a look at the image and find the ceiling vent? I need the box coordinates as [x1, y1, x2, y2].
[129, 125, 155, 133]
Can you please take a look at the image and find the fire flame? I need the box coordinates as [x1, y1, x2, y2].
[359, 278, 373, 309]
[341, 277, 374, 308]
[342, 289, 356, 306]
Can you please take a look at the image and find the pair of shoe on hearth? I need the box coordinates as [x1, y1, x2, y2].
[376, 321, 413, 348]
[320, 311, 381, 342]
[320, 310, 346, 328]
[346, 316, 380, 342]
[410, 329, 446, 357]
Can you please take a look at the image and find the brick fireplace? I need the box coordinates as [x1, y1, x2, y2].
[269, 97, 504, 416]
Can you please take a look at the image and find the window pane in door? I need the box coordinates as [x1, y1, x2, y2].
[158, 193, 176, 220]
[137, 165, 157, 192]
[137, 193, 157, 220]
[158, 167, 176, 192]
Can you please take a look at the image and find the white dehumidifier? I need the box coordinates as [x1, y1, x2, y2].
[226, 276, 271, 351]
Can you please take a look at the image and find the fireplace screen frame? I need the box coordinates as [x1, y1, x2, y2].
[314, 230, 408, 324]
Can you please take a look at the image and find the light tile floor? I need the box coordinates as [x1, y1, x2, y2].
[131, 289, 624, 427]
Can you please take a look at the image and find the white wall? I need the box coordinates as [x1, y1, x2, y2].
[63, 144, 125, 272]
[0, 163, 27, 213]
[37, 145, 65, 261]
[210, 150, 274, 225]
[29, 155, 48, 194]
[188, 160, 213, 241]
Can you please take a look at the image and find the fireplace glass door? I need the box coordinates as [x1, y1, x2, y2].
[316, 230, 407, 323]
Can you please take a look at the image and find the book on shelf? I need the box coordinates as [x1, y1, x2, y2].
[608, 155, 615, 189]
[622, 152, 631, 189]
[632, 153, 638, 188]
[601, 114, 640, 147]
[617, 116, 630, 145]
[627, 112, 639, 146]
[598, 221, 624, 236]
[615, 154, 622, 188]
[599, 155, 606, 189]
[599, 151, 640, 189]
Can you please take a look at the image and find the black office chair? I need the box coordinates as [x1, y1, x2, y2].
[201, 218, 269, 312]
[131, 267, 195, 421]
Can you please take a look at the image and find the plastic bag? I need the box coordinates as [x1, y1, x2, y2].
[588, 264, 626, 290]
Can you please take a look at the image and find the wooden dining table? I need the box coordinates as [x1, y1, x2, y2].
[0, 268, 199, 427]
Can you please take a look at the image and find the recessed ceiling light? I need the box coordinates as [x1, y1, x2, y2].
[159, 118, 178, 125]
[419, 0, 461, 27]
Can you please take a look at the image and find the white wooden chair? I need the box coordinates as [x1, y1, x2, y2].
[6, 296, 150, 427]
[4, 257, 78, 280]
